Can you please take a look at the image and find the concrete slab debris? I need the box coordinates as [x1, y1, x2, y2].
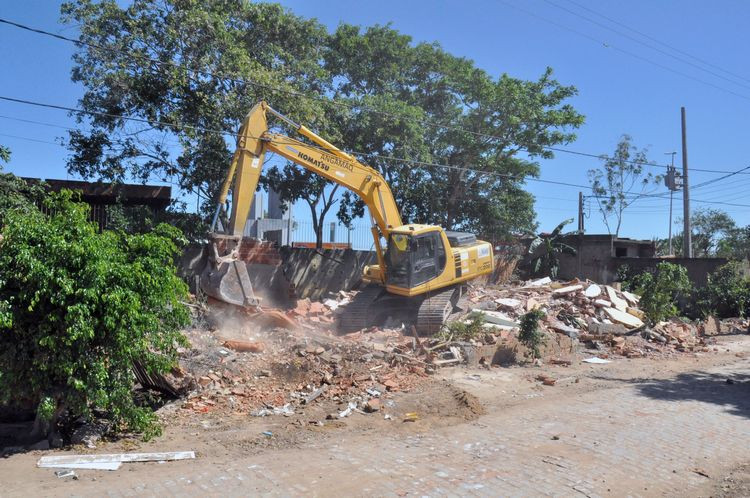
[552, 284, 583, 296]
[603, 307, 644, 329]
[494, 298, 522, 309]
[584, 284, 601, 298]
[476, 310, 520, 328]
[605, 286, 628, 311]
[582, 357, 611, 364]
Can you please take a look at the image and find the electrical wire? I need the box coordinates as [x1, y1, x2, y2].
[5, 93, 750, 210]
[544, 0, 750, 92]
[495, 0, 750, 102]
[4, 16, 750, 176]
[562, 0, 750, 86]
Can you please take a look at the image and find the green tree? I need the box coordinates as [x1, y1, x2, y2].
[62, 0, 333, 235]
[0, 157, 47, 226]
[0, 192, 190, 439]
[693, 262, 750, 318]
[588, 135, 661, 237]
[686, 208, 736, 257]
[631, 262, 691, 322]
[660, 208, 737, 257]
[63, 2, 584, 245]
[328, 24, 584, 239]
[717, 225, 750, 260]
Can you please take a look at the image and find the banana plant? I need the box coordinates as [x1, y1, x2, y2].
[528, 218, 578, 279]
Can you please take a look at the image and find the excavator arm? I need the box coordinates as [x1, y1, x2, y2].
[212, 101, 402, 243]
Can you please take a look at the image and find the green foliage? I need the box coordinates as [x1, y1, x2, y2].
[107, 203, 208, 243]
[437, 312, 485, 341]
[693, 262, 750, 319]
[658, 208, 741, 258]
[528, 219, 577, 278]
[519, 309, 546, 359]
[0, 191, 190, 437]
[62, 1, 584, 243]
[0, 145, 10, 163]
[631, 262, 691, 322]
[588, 135, 661, 237]
[0, 167, 47, 226]
[615, 264, 636, 291]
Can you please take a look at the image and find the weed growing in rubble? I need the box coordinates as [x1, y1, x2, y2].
[437, 312, 486, 341]
[519, 309, 546, 360]
[0, 191, 190, 440]
[632, 262, 691, 322]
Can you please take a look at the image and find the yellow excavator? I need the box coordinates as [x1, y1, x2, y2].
[200, 102, 494, 334]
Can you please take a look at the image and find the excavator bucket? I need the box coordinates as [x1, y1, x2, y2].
[199, 239, 260, 308]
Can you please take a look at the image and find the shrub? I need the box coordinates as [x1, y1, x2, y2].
[438, 312, 486, 341]
[693, 262, 750, 318]
[519, 309, 546, 359]
[0, 192, 190, 439]
[631, 262, 691, 322]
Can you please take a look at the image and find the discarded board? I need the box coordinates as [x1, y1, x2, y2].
[476, 310, 519, 328]
[603, 307, 644, 329]
[552, 284, 582, 296]
[45, 462, 122, 471]
[605, 286, 628, 311]
[38, 451, 195, 468]
[582, 357, 611, 364]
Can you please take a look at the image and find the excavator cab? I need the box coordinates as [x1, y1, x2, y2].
[384, 229, 448, 290]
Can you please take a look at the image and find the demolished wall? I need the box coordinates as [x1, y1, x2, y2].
[280, 247, 376, 301]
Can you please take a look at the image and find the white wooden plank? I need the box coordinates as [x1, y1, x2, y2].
[40, 462, 122, 470]
[38, 451, 195, 466]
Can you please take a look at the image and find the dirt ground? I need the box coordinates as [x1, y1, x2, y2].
[2, 334, 750, 496]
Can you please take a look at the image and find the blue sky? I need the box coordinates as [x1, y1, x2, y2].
[3, 0, 750, 240]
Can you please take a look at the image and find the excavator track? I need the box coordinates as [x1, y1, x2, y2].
[416, 287, 458, 336]
[338, 285, 385, 333]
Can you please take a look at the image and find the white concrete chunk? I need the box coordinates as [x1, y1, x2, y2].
[584, 284, 601, 298]
[476, 310, 520, 328]
[494, 298, 522, 309]
[603, 306, 644, 329]
[621, 290, 641, 306]
[594, 299, 612, 308]
[605, 286, 628, 311]
[552, 284, 583, 296]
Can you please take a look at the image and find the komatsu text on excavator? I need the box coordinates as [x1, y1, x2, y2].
[200, 102, 494, 334]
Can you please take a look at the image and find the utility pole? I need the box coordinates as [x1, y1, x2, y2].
[577, 191, 585, 233]
[664, 152, 678, 255]
[681, 107, 692, 257]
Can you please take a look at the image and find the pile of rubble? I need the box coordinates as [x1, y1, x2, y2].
[466, 276, 711, 359]
[148, 276, 731, 422]
[161, 325, 430, 419]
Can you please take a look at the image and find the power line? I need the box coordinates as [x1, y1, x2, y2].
[544, 0, 750, 92]
[4, 15, 749, 177]
[496, 0, 750, 102]
[563, 0, 750, 86]
[5, 93, 750, 209]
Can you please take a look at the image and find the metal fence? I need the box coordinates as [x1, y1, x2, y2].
[290, 219, 374, 250]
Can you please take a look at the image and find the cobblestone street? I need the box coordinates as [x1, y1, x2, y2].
[5, 339, 750, 497]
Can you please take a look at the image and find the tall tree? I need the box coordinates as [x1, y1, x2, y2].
[62, 0, 333, 229]
[327, 24, 584, 240]
[63, 2, 584, 246]
[588, 135, 660, 237]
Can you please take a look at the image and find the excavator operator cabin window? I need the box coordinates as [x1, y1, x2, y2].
[411, 231, 446, 286]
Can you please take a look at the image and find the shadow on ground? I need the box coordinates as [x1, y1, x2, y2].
[596, 371, 750, 419]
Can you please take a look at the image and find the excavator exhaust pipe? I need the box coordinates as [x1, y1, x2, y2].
[199, 236, 260, 308]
